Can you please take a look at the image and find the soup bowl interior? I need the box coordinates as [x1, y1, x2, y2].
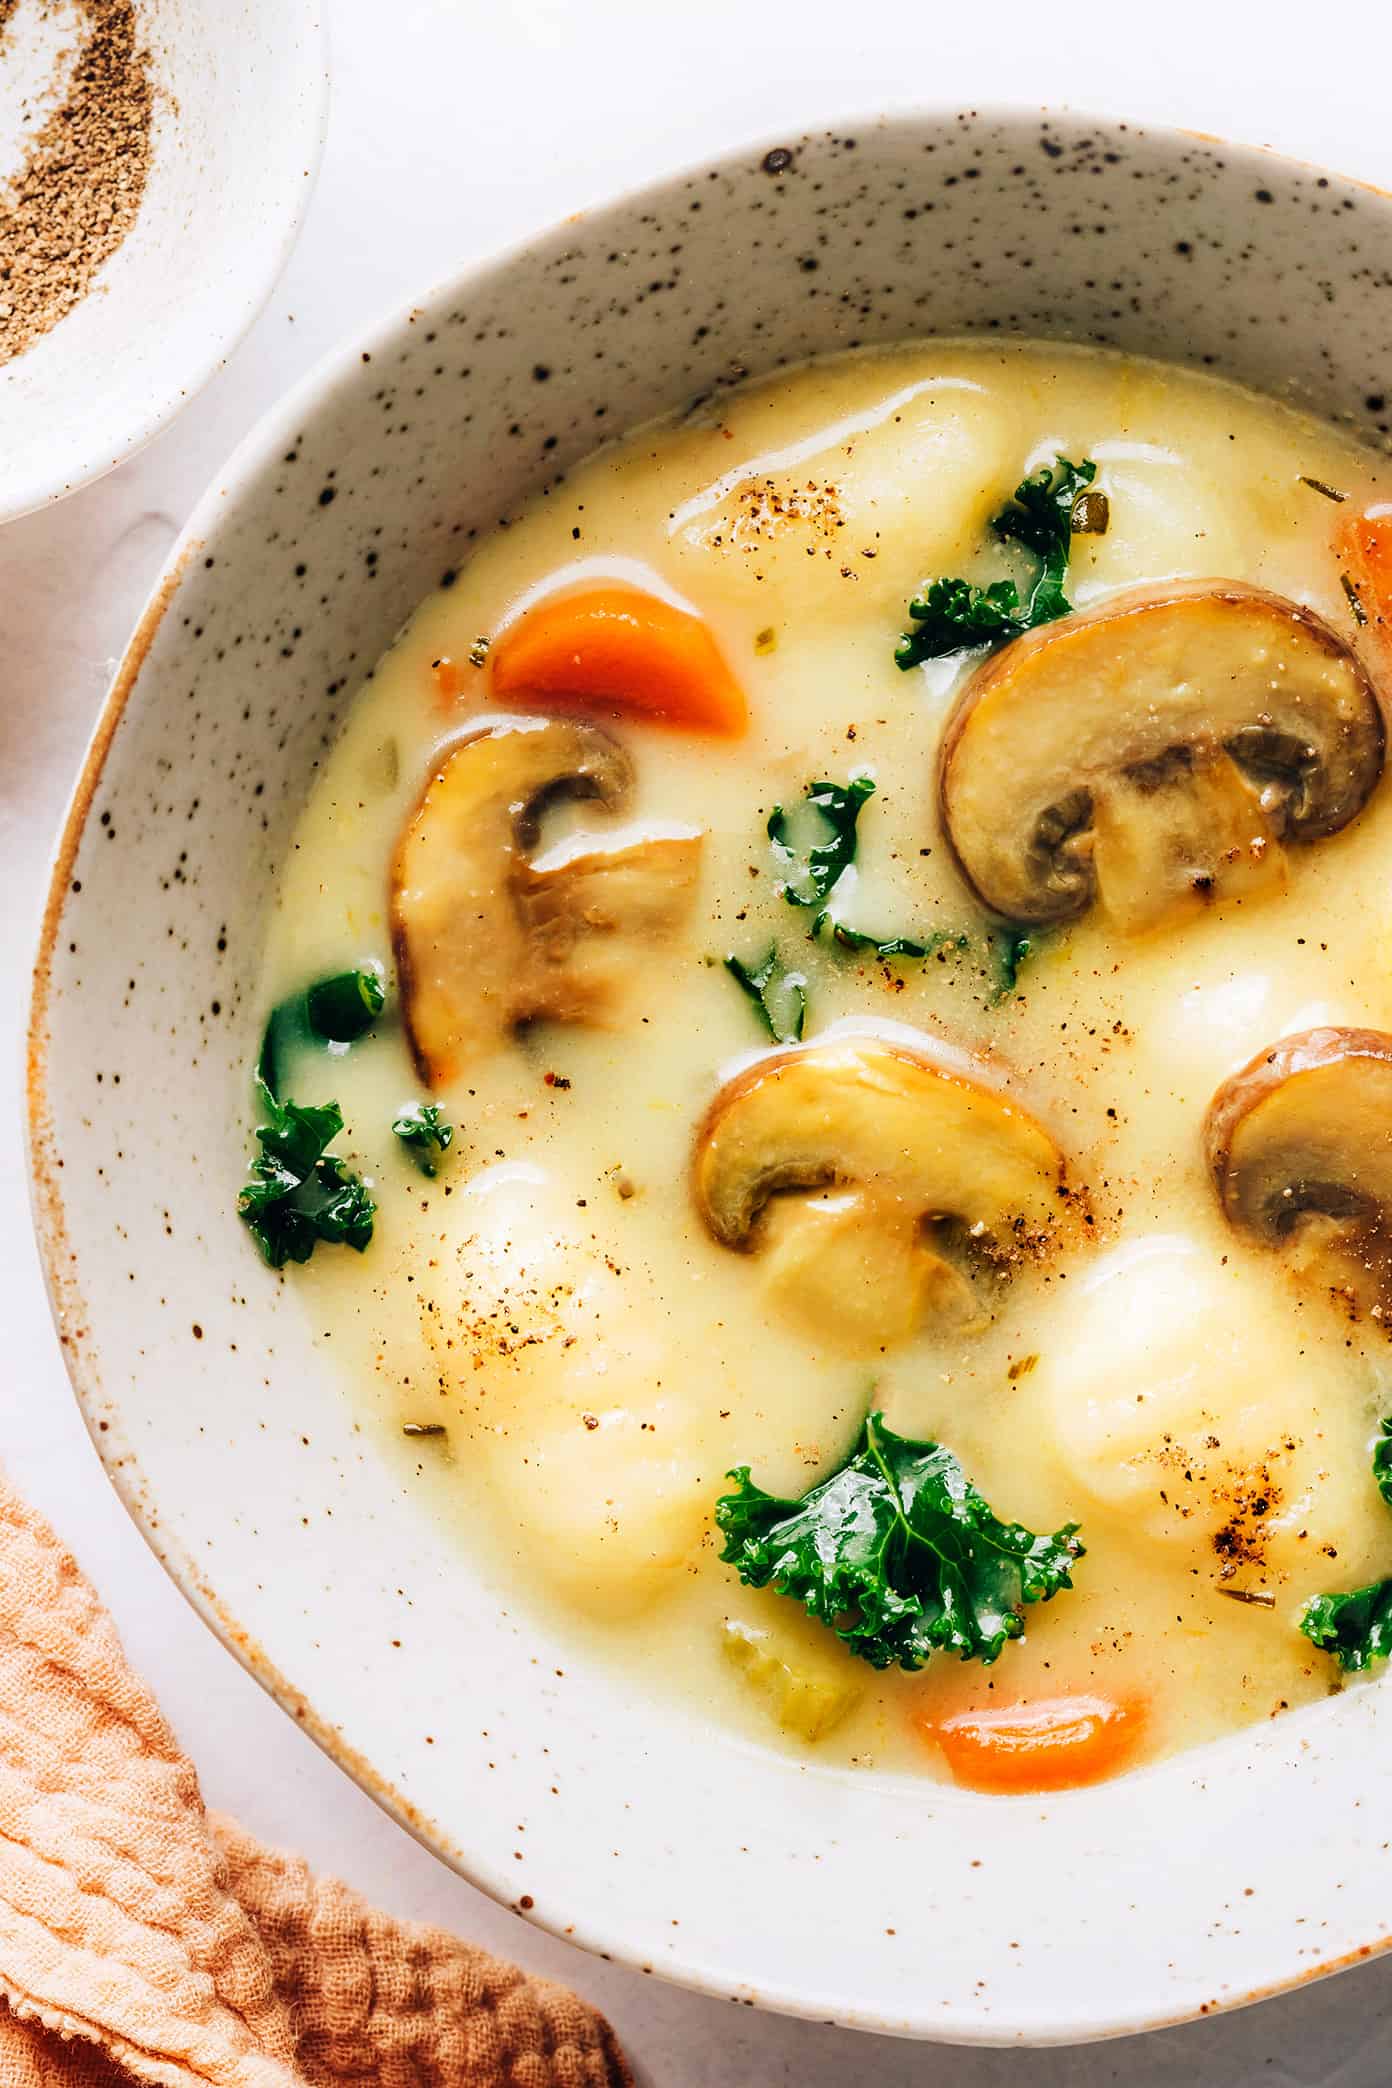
[27, 109, 1392, 2043]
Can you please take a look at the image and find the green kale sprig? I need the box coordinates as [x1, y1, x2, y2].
[768, 777, 876, 907]
[987, 927, 1040, 1002]
[393, 1101, 454, 1177]
[768, 778, 950, 960]
[258, 964, 386, 1097]
[896, 457, 1101, 669]
[725, 776, 1042, 1039]
[817, 916, 1040, 1001]
[238, 1079, 376, 1267]
[717, 1411, 1083, 1672]
[810, 915, 966, 962]
[1374, 1414, 1392, 1508]
[1299, 1419, 1392, 1671]
[724, 946, 807, 1043]
[1300, 1580, 1392, 1673]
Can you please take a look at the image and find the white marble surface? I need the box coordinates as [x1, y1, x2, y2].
[6, 1, 1392, 2079]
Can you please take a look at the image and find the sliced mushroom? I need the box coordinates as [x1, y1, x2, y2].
[516, 835, 700, 1025]
[939, 582, 1385, 934]
[392, 715, 700, 1085]
[1206, 1026, 1392, 1320]
[692, 1033, 1072, 1349]
[756, 1190, 987, 1349]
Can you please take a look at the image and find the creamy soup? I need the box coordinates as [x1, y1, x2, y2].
[252, 341, 1392, 1790]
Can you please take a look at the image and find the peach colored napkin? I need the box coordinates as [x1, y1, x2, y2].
[0, 1474, 631, 2087]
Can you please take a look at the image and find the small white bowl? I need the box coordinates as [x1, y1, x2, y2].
[26, 109, 1392, 2045]
[0, 0, 328, 522]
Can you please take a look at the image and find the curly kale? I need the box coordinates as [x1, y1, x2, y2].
[1299, 1420, 1392, 1671]
[392, 1101, 455, 1177]
[1375, 1414, 1392, 1508]
[1300, 1580, 1392, 1673]
[896, 457, 1100, 669]
[766, 777, 958, 962]
[717, 1411, 1083, 1672]
[987, 927, 1041, 1003]
[810, 915, 967, 962]
[238, 1079, 376, 1268]
[258, 964, 386, 1097]
[768, 777, 877, 907]
[724, 946, 807, 1043]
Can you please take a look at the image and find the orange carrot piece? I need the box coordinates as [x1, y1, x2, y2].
[920, 1693, 1143, 1794]
[430, 655, 465, 705]
[491, 585, 747, 735]
[1340, 503, 1392, 654]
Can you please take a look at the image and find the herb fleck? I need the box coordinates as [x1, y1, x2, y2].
[1298, 475, 1347, 503]
[724, 946, 807, 1043]
[392, 1101, 454, 1177]
[1342, 573, 1369, 626]
[238, 1080, 376, 1268]
[768, 777, 876, 907]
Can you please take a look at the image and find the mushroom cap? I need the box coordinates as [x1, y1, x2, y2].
[1205, 1025, 1392, 1319]
[938, 581, 1385, 928]
[691, 1032, 1071, 1345]
[391, 714, 700, 1086]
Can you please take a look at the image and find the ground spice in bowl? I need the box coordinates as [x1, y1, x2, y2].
[0, 0, 154, 366]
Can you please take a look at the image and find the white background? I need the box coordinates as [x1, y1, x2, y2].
[5, 2, 1392, 2080]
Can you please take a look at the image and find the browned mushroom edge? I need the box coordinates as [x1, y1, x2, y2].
[1205, 1024, 1392, 1320]
[937, 580, 1386, 933]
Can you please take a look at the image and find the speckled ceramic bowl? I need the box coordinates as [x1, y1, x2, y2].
[27, 110, 1392, 2045]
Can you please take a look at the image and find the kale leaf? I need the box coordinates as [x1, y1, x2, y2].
[811, 913, 967, 963]
[896, 457, 1098, 670]
[896, 577, 1029, 666]
[991, 456, 1098, 623]
[768, 777, 876, 907]
[238, 1078, 376, 1267]
[1298, 1419, 1392, 1671]
[717, 1411, 1083, 1672]
[258, 964, 386, 1097]
[305, 967, 385, 1042]
[767, 778, 970, 964]
[1375, 1415, 1392, 1508]
[724, 946, 807, 1043]
[1300, 1581, 1392, 1673]
[812, 908, 1037, 1001]
[393, 1101, 454, 1177]
[751, 777, 1040, 1008]
[987, 926, 1040, 1003]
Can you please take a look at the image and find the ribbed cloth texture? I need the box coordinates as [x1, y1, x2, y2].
[0, 1474, 631, 2087]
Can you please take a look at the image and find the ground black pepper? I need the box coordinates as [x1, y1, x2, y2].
[0, 0, 153, 365]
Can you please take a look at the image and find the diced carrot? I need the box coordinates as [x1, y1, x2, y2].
[490, 585, 747, 735]
[1339, 503, 1392, 654]
[430, 655, 465, 705]
[918, 1692, 1143, 1794]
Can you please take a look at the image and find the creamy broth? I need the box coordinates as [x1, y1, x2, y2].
[258, 341, 1392, 1783]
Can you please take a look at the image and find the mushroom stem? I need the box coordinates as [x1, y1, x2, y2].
[1090, 749, 1287, 933]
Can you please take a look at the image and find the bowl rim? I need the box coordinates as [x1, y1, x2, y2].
[0, 0, 332, 524]
[26, 100, 1392, 2045]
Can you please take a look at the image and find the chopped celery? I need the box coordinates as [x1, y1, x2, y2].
[720, 1616, 863, 1742]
